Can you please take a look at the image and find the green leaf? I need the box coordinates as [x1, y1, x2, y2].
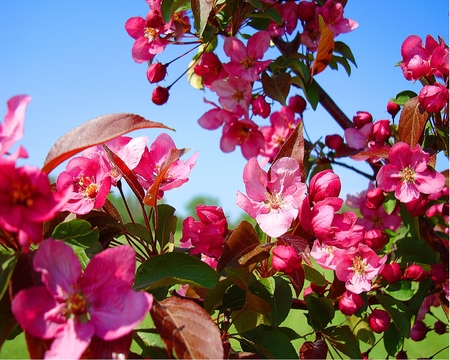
[331, 55, 352, 76]
[303, 264, 327, 286]
[51, 219, 99, 249]
[334, 41, 357, 66]
[0, 250, 19, 300]
[125, 222, 152, 244]
[322, 325, 362, 359]
[383, 322, 403, 356]
[161, 0, 190, 23]
[305, 294, 334, 331]
[383, 192, 397, 215]
[396, 236, 436, 265]
[384, 280, 417, 301]
[408, 278, 432, 322]
[242, 324, 298, 359]
[391, 90, 418, 106]
[191, 0, 213, 38]
[156, 204, 177, 249]
[134, 327, 170, 359]
[258, 276, 293, 327]
[292, 76, 319, 110]
[376, 294, 411, 337]
[348, 315, 375, 345]
[134, 252, 219, 291]
[203, 277, 234, 314]
[248, 8, 283, 25]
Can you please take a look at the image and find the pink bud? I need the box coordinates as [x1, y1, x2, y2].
[430, 263, 448, 284]
[353, 111, 373, 129]
[368, 309, 390, 333]
[297, 1, 316, 22]
[372, 120, 391, 143]
[272, 245, 302, 274]
[363, 229, 389, 252]
[410, 320, 428, 341]
[395, 350, 408, 359]
[387, 100, 401, 119]
[251, 95, 271, 118]
[309, 169, 341, 203]
[403, 264, 429, 282]
[404, 193, 428, 216]
[325, 134, 345, 151]
[146, 62, 167, 83]
[288, 95, 307, 115]
[310, 281, 327, 295]
[365, 187, 384, 210]
[338, 291, 364, 316]
[381, 262, 402, 283]
[433, 320, 447, 335]
[151, 86, 170, 105]
[418, 82, 449, 113]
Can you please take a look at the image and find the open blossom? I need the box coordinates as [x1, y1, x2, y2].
[56, 155, 112, 215]
[335, 243, 386, 294]
[0, 160, 71, 251]
[211, 77, 252, 116]
[1, 95, 30, 159]
[11, 239, 153, 359]
[180, 205, 228, 258]
[236, 157, 307, 238]
[376, 142, 446, 203]
[223, 31, 272, 82]
[221, 119, 265, 160]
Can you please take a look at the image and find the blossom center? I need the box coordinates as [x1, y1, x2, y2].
[352, 255, 367, 275]
[11, 180, 34, 207]
[76, 175, 98, 199]
[232, 89, 245, 102]
[400, 165, 416, 183]
[265, 189, 284, 210]
[372, 215, 382, 227]
[67, 292, 88, 316]
[240, 56, 255, 70]
[144, 27, 158, 40]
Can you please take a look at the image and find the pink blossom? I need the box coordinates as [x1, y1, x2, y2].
[334, 243, 386, 293]
[272, 245, 302, 274]
[193, 52, 227, 88]
[56, 155, 112, 215]
[418, 82, 449, 113]
[0, 160, 71, 251]
[357, 205, 401, 232]
[211, 77, 252, 115]
[368, 309, 390, 333]
[180, 205, 228, 258]
[198, 102, 237, 130]
[221, 119, 265, 160]
[134, 133, 198, 196]
[223, 31, 272, 82]
[236, 157, 307, 238]
[352, 111, 373, 129]
[310, 240, 345, 270]
[266, 1, 298, 36]
[1, 94, 31, 159]
[339, 291, 364, 316]
[309, 169, 341, 203]
[316, 0, 359, 36]
[376, 142, 446, 203]
[251, 95, 271, 119]
[380, 262, 402, 283]
[11, 239, 152, 359]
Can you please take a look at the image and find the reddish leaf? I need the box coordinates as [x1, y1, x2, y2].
[288, 266, 305, 298]
[237, 243, 273, 267]
[42, 113, 172, 174]
[310, 15, 335, 77]
[191, 0, 214, 37]
[150, 297, 223, 359]
[25, 332, 51, 359]
[398, 97, 429, 147]
[300, 339, 328, 359]
[350, 147, 390, 161]
[262, 71, 291, 106]
[270, 121, 306, 181]
[217, 221, 261, 274]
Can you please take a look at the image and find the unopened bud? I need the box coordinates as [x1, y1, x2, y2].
[433, 320, 447, 335]
[365, 187, 384, 209]
[151, 86, 169, 105]
[430, 263, 448, 284]
[325, 134, 345, 151]
[410, 320, 428, 341]
[288, 95, 307, 115]
[387, 100, 401, 119]
[368, 309, 390, 333]
[381, 262, 402, 283]
[272, 245, 302, 274]
[353, 111, 373, 129]
[146, 62, 167, 83]
[403, 264, 428, 282]
[372, 120, 391, 142]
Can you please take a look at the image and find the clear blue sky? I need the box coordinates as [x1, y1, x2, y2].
[1, 1, 448, 222]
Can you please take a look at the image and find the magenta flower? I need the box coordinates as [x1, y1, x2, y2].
[236, 157, 307, 238]
[223, 31, 272, 82]
[11, 239, 153, 359]
[368, 309, 390, 333]
[310, 240, 345, 270]
[56, 155, 112, 215]
[180, 205, 229, 258]
[335, 243, 386, 294]
[272, 245, 302, 274]
[221, 119, 265, 160]
[211, 77, 252, 115]
[1, 94, 31, 159]
[376, 142, 446, 203]
[338, 291, 364, 316]
[0, 160, 71, 251]
[418, 82, 449, 113]
[193, 52, 227, 88]
[309, 169, 341, 204]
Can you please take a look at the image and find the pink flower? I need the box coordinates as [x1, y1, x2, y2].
[198, 105, 237, 130]
[1, 94, 31, 159]
[368, 309, 390, 333]
[221, 119, 265, 160]
[334, 243, 386, 293]
[193, 52, 227, 88]
[316, 0, 359, 36]
[0, 160, 71, 251]
[236, 157, 307, 238]
[223, 31, 272, 82]
[376, 142, 446, 203]
[251, 95, 271, 119]
[211, 77, 252, 115]
[146, 62, 167, 83]
[180, 205, 229, 258]
[56, 155, 112, 215]
[309, 170, 341, 203]
[310, 240, 345, 270]
[380, 262, 402, 283]
[418, 82, 449, 113]
[11, 239, 153, 359]
[352, 111, 373, 129]
[339, 291, 364, 316]
[272, 245, 302, 274]
[266, 2, 298, 36]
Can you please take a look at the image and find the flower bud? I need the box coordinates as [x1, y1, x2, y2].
[288, 95, 307, 115]
[387, 100, 401, 119]
[151, 86, 169, 105]
[309, 169, 341, 203]
[395, 350, 408, 359]
[433, 320, 447, 335]
[251, 95, 271, 118]
[430, 263, 448, 284]
[272, 245, 302, 274]
[403, 264, 429, 282]
[338, 291, 364, 316]
[365, 187, 384, 209]
[418, 82, 449, 113]
[325, 134, 345, 151]
[410, 320, 428, 341]
[404, 193, 428, 216]
[146, 62, 167, 83]
[368, 309, 390, 333]
[372, 120, 391, 143]
[353, 111, 373, 129]
[363, 229, 389, 252]
[381, 262, 402, 283]
[297, 1, 316, 22]
[310, 281, 328, 295]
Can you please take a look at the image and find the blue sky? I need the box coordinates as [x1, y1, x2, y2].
[1, 1, 448, 222]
